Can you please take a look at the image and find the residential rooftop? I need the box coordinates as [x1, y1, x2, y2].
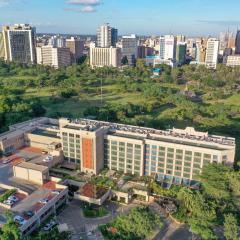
[16, 162, 49, 173]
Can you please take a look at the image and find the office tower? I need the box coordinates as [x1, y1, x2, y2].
[226, 55, 240, 67]
[176, 35, 186, 42]
[186, 38, 197, 59]
[219, 32, 234, 51]
[137, 46, 154, 59]
[90, 42, 121, 68]
[120, 34, 138, 65]
[223, 48, 233, 64]
[235, 30, 240, 54]
[205, 38, 219, 69]
[2, 24, 36, 63]
[195, 38, 207, 64]
[48, 36, 66, 48]
[0, 33, 5, 59]
[159, 35, 177, 61]
[36, 45, 71, 69]
[97, 23, 118, 47]
[176, 42, 187, 65]
[66, 37, 84, 63]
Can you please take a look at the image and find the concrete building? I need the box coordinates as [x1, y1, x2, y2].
[36, 45, 71, 69]
[219, 31, 234, 51]
[2, 24, 36, 63]
[159, 35, 177, 65]
[223, 48, 233, 64]
[66, 37, 84, 63]
[195, 39, 207, 65]
[205, 38, 219, 69]
[89, 43, 121, 68]
[176, 35, 186, 42]
[120, 34, 138, 66]
[235, 30, 240, 54]
[176, 42, 187, 65]
[137, 46, 154, 59]
[0, 33, 5, 59]
[145, 56, 176, 68]
[226, 55, 240, 67]
[0, 118, 236, 183]
[13, 162, 49, 185]
[186, 38, 197, 59]
[48, 36, 66, 48]
[97, 23, 118, 48]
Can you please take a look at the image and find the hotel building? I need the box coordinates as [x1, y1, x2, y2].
[0, 118, 236, 182]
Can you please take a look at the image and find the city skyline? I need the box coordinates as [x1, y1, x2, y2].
[0, 0, 240, 36]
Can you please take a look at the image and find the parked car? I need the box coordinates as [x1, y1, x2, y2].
[43, 220, 57, 231]
[23, 210, 34, 218]
[8, 195, 19, 202]
[39, 198, 49, 204]
[3, 199, 14, 206]
[51, 190, 61, 195]
[14, 216, 26, 226]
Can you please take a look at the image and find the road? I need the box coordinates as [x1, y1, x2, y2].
[57, 199, 192, 240]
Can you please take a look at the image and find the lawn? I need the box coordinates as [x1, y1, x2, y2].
[225, 93, 240, 106]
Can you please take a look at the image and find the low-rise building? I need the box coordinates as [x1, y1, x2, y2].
[226, 55, 240, 67]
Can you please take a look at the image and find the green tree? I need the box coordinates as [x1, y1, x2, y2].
[224, 214, 239, 240]
[0, 211, 21, 240]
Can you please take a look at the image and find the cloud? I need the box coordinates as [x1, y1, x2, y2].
[66, 0, 101, 13]
[197, 20, 240, 26]
[64, 6, 96, 13]
[67, 0, 100, 6]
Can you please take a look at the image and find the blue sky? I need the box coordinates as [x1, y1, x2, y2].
[0, 0, 240, 36]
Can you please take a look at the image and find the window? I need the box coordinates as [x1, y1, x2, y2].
[176, 149, 183, 154]
[111, 141, 117, 145]
[194, 152, 201, 157]
[185, 151, 192, 156]
[135, 145, 141, 149]
[203, 154, 211, 159]
[168, 148, 174, 153]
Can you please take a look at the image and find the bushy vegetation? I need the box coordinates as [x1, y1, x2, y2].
[81, 204, 108, 218]
[2, 59, 240, 160]
[0, 189, 17, 203]
[99, 206, 163, 240]
[168, 164, 240, 239]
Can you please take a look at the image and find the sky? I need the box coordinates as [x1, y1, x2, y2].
[0, 0, 240, 36]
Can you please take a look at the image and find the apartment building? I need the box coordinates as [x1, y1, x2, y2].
[89, 43, 121, 68]
[2, 24, 36, 63]
[0, 33, 5, 59]
[0, 118, 236, 182]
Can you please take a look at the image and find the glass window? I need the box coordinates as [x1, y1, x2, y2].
[167, 148, 174, 153]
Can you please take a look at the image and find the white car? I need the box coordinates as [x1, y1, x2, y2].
[39, 198, 49, 204]
[8, 195, 19, 202]
[51, 190, 61, 195]
[3, 199, 14, 206]
[14, 216, 26, 226]
[43, 220, 57, 231]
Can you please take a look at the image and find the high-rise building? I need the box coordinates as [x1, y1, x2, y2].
[176, 42, 187, 65]
[120, 34, 138, 66]
[186, 38, 197, 59]
[48, 36, 66, 48]
[159, 35, 177, 61]
[0, 33, 5, 59]
[223, 48, 233, 64]
[36, 45, 71, 69]
[137, 46, 154, 59]
[205, 38, 219, 69]
[89, 43, 121, 68]
[195, 38, 207, 64]
[2, 24, 36, 63]
[66, 37, 84, 63]
[97, 24, 118, 48]
[219, 32, 234, 51]
[235, 30, 240, 54]
[176, 35, 186, 42]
